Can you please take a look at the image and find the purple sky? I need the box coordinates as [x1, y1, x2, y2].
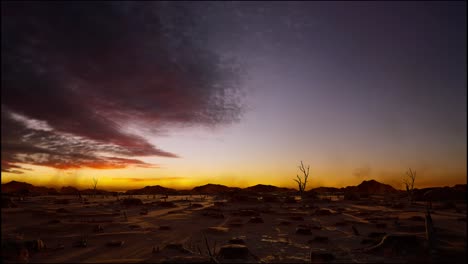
[2, 1, 466, 189]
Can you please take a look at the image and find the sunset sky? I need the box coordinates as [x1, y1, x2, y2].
[1, 2, 466, 191]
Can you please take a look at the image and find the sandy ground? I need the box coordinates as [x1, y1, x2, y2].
[2, 194, 466, 263]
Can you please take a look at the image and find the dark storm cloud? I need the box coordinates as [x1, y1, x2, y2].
[1, 2, 244, 171]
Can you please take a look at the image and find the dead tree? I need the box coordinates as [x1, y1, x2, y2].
[403, 168, 416, 205]
[92, 176, 99, 198]
[294, 161, 310, 198]
[425, 208, 436, 252]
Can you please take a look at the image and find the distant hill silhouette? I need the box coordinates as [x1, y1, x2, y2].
[413, 184, 467, 201]
[125, 185, 177, 195]
[244, 184, 295, 193]
[2, 181, 34, 193]
[191, 184, 239, 194]
[1, 180, 465, 201]
[452, 184, 467, 192]
[80, 188, 114, 195]
[309, 180, 397, 195]
[310, 186, 341, 194]
[353, 179, 397, 194]
[1, 181, 57, 195]
[60, 186, 80, 195]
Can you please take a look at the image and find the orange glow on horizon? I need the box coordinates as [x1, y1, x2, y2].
[1, 162, 466, 191]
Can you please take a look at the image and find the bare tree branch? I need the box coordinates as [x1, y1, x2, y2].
[403, 168, 416, 205]
[294, 161, 310, 198]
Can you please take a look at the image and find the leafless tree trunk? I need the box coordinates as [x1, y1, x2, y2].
[403, 168, 416, 205]
[92, 176, 98, 198]
[294, 161, 310, 198]
[425, 208, 436, 251]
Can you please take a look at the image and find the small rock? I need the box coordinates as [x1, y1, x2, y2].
[368, 232, 387, 238]
[214, 201, 226, 207]
[73, 238, 87, 248]
[316, 209, 333, 216]
[121, 198, 143, 207]
[313, 236, 328, 243]
[17, 247, 29, 263]
[202, 212, 224, 219]
[334, 221, 347, 226]
[397, 224, 426, 232]
[152, 246, 159, 253]
[376, 223, 387, 229]
[238, 209, 259, 216]
[164, 243, 190, 253]
[344, 192, 360, 201]
[311, 224, 322, 230]
[48, 219, 61, 224]
[56, 243, 65, 250]
[24, 239, 46, 252]
[228, 218, 244, 227]
[161, 256, 211, 263]
[262, 196, 279, 203]
[54, 199, 70, 205]
[289, 216, 304, 221]
[2, 240, 28, 263]
[157, 201, 176, 208]
[284, 196, 297, 203]
[310, 249, 335, 263]
[2, 197, 18, 208]
[164, 243, 183, 250]
[364, 234, 425, 256]
[352, 225, 360, 235]
[440, 201, 457, 210]
[248, 216, 264, 223]
[218, 244, 249, 260]
[295, 226, 312, 235]
[107, 240, 124, 247]
[159, 225, 171, 230]
[93, 224, 104, 232]
[56, 208, 70, 213]
[215, 213, 225, 219]
[279, 220, 291, 226]
[408, 215, 425, 222]
[190, 203, 203, 208]
[391, 202, 405, 209]
[229, 194, 258, 203]
[206, 227, 229, 234]
[228, 237, 245, 245]
[361, 238, 377, 245]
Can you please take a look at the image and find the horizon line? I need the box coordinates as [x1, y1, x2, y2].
[2, 179, 466, 193]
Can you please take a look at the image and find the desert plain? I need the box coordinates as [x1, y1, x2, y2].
[1, 180, 466, 263]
